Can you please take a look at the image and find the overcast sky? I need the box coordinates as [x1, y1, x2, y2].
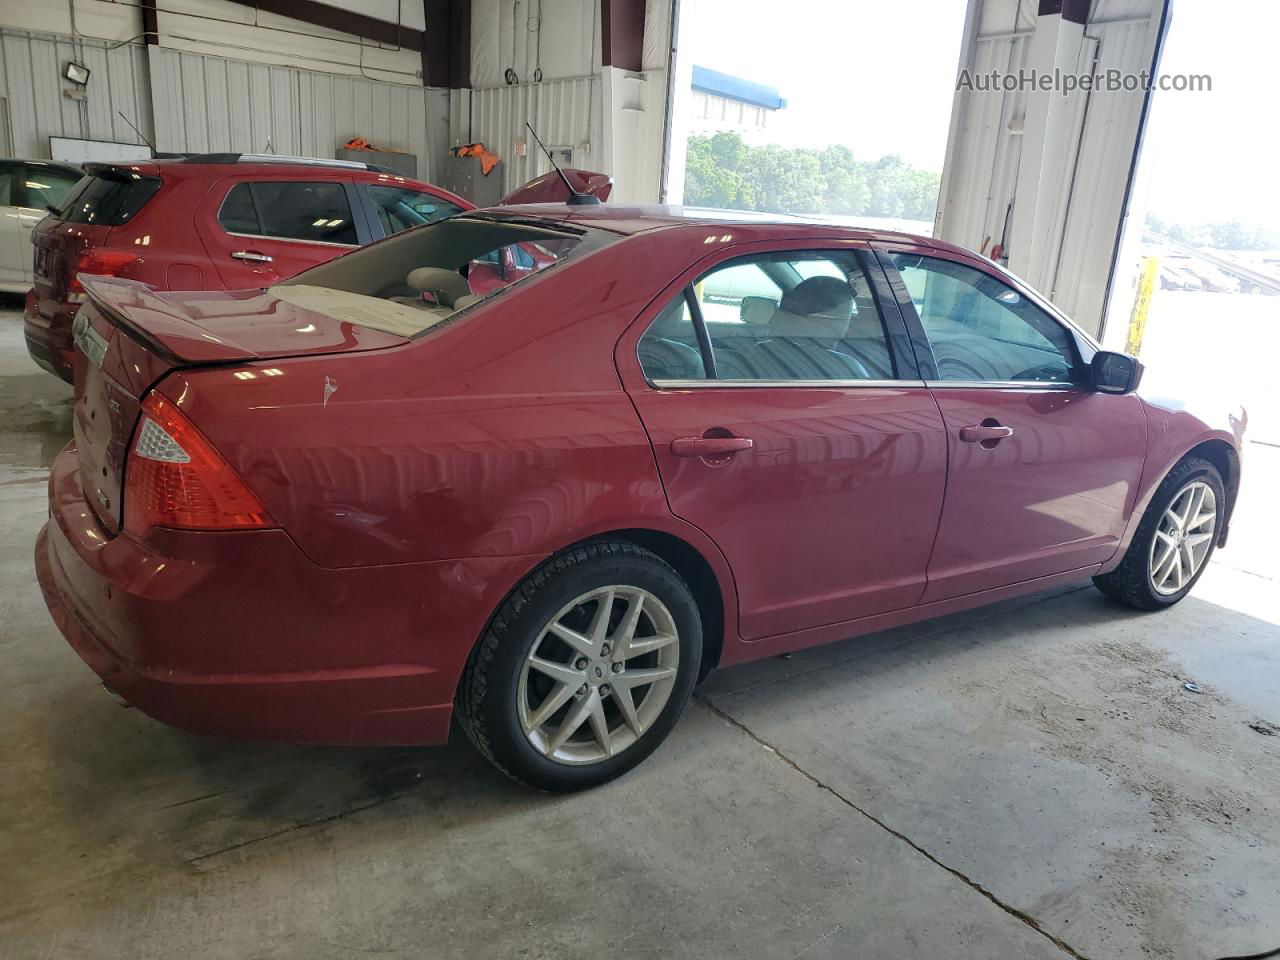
[686, 0, 1277, 230]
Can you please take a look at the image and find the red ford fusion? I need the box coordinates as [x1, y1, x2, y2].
[35, 206, 1245, 791]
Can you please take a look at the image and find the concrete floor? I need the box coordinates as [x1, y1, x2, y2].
[1, 303, 1277, 960]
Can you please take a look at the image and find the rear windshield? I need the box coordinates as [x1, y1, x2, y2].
[56, 174, 162, 226]
[279, 215, 613, 336]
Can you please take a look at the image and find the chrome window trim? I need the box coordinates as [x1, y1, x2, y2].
[650, 378, 926, 390]
[924, 380, 1081, 390]
[223, 230, 359, 250]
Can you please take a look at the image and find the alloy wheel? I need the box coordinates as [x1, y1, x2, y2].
[517, 585, 680, 765]
[1148, 480, 1217, 596]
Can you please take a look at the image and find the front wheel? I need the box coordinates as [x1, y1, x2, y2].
[1094, 456, 1224, 610]
[457, 541, 702, 791]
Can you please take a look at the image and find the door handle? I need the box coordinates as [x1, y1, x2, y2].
[671, 435, 754, 460]
[231, 250, 273, 263]
[959, 423, 1015, 444]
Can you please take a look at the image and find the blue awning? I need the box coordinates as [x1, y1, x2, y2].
[691, 65, 786, 111]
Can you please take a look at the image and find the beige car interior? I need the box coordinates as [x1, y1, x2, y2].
[279, 217, 580, 331]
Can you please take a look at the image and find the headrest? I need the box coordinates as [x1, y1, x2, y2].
[770, 276, 854, 339]
[740, 296, 777, 326]
[407, 267, 471, 306]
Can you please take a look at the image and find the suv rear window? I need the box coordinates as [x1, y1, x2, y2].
[58, 174, 161, 226]
[218, 181, 357, 245]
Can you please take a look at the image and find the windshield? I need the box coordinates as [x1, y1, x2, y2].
[281, 215, 610, 336]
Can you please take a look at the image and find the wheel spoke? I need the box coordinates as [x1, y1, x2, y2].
[586, 587, 616, 646]
[613, 683, 643, 736]
[547, 690, 598, 754]
[1185, 531, 1213, 549]
[1178, 489, 1198, 529]
[624, 633, 678, 658]
[1164, 507, 1184, 532]
[614, 666, 677, 690]
[527, 680, 578, 730]
[587, 694, 612, 757]
[527, 655, 584, 686]
[546, 620, 594, 657]
[1154, 530, 1177, 549]
[609, 591, 646, 660]
[1170, 549, 1184, 590]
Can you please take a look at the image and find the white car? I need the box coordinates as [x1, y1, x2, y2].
[0, 160, 82, 294]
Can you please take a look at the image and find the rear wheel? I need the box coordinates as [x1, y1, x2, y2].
[1093, 457, 1223, 610]
[457, 541, 702, 791]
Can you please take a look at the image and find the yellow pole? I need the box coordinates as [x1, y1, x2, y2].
[1125, 256, 1159, 357]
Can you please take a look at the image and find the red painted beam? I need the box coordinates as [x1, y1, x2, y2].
[424, 0, 471, 88]
[222, 0, 426, 51]
[601, 0, 645, 72]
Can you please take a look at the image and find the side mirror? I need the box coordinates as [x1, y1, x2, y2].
[1091, 351, 1143, 394]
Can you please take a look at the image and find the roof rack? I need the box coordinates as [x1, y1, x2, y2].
[179, 152, 394, 173]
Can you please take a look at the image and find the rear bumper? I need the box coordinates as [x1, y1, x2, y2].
[23, 290, 75, 382]
[36, 442, 542, 745]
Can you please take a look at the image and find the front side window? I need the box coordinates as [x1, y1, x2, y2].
[890, 253, 1078, 383]
[369, 185, 463, 235]
[639, 250, 895, 383]
[218, 181, 357, 245]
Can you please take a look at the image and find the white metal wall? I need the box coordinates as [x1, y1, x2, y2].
[0, 28, 154, 158]
[450, 76, 602, 194]
[149, 46, 442, 178]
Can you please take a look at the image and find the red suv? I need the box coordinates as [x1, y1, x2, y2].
[24, 154, 608, 381]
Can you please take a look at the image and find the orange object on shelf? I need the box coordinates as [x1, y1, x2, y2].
[450, 142, 501, 176]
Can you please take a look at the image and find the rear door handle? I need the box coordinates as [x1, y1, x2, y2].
[231, 250, 273, 263]
[959, 424, 1015, 443]
[671, 436, 754, 459]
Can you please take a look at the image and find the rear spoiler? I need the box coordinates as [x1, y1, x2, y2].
[84, 161, 162, 181]
[499, 169, 613, 205]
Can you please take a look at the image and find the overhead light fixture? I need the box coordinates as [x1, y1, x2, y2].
[65, 61, 90, 85]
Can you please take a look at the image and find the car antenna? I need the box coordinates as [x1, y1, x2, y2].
[525, 121, 601, 206]
[116, 111, 156, 153]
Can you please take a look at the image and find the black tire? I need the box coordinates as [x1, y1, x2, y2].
[1093, 456, 1224, 610]
[457, 541, 702, 791]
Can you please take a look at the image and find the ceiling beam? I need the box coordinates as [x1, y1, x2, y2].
[601, 0, 645, 72]
[221, 0, 426, 52]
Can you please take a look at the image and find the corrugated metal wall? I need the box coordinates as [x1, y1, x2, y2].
[0, 28, 154, 158]
[451, 76, 602, 194]
[149, 46, 441, 178]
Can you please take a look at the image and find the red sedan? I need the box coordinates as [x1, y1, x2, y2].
[35, 206, 1245, 791]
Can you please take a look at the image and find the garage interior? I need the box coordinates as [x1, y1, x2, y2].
[2, 1, 1278, 958]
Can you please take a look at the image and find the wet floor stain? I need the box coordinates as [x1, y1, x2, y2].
[0, 372, 73, 475]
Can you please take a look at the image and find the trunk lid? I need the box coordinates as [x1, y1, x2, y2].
[72, 277, 411, 533]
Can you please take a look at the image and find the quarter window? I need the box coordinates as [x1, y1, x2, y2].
[890, 253, 1078, 383]
[218, 181, 357, 245]
[638, 251, 895, 383]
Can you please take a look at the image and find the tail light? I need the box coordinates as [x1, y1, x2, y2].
[68, 250, 139, 301]
[124, 393, 274, 535]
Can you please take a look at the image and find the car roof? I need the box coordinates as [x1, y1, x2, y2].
[484, 202, 966, 252]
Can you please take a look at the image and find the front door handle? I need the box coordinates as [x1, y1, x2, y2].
[671, 435, 754, 460]
[959, 423, 1015, 444]
[231, 250, 273, 263]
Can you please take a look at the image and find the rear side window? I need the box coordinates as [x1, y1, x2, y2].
[368, 185, 463, 235]
[59, 174, 161, 225]
[218, 181, 357, 245]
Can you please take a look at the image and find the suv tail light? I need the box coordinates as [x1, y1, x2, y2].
[68, 251, 139, 301]
[124, 393, 274, 535]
